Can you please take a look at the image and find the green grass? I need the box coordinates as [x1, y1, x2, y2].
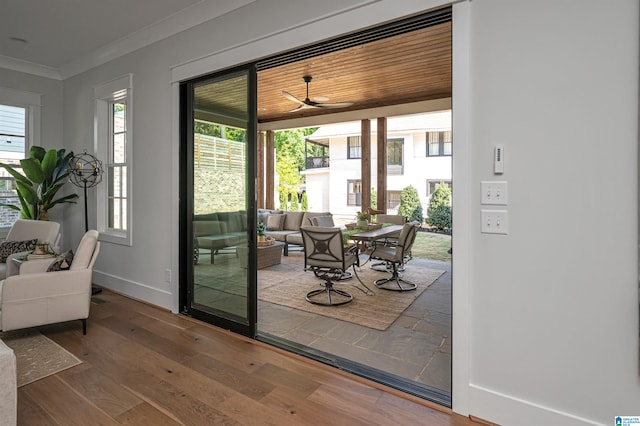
[411, 231, 451, 262]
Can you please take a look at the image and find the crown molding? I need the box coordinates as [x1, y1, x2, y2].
[0, 54, 62, 80]
[59, 0, 255, 79]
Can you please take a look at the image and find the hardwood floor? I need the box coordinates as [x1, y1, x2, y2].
[18, 289, 480, 425]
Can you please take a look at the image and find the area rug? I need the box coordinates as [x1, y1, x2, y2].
[258, 254, 444, 331]
[0, 329, 82, 387]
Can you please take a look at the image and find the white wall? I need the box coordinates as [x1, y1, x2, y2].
[455, 1, 639, 424]
[3, 0, 637, 425]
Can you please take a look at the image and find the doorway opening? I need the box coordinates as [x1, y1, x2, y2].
[180, 6, 453, 406]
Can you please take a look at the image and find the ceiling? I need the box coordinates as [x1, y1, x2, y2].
[256, 21, 451, 124]
[0, 0, 253, 75]
[1, 1, 452, 127]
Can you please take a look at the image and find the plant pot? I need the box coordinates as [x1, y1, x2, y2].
[356, 219, 368, 227]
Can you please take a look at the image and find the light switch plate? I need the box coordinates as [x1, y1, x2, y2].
[481, 209, 509, 234]
[481, 181, 508, 205]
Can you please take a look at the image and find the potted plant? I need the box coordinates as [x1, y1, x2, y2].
[0, 146, 78, 220]
[356, 211, 368, 227]
[257, 222, 266, 242]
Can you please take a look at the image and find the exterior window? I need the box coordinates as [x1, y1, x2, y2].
[0, 88, 40, 231]
[427, 180, 452, 197]
[387, 190, 401, 210]
[427, 131, 452, 156]
[108, 102, 127, 231]
[387, 138, 403, 175]
[347, 136, 361, 159]
[347, 179, 362, 206]
[95, 74, 133, 245]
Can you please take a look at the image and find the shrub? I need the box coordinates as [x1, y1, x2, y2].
[301, 192, 308, 211]
[398, 185, 423, 223]
[427, 204, 451, 230]
[279, 192, 287, 210]
[427, 182, 452, 230]
[289, 192, 299, 211]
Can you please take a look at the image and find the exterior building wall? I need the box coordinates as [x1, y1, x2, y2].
[306, 113, 452, 220]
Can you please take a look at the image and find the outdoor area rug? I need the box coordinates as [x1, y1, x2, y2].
[0, 329, 82, 387]
[258, 253, 444, 331]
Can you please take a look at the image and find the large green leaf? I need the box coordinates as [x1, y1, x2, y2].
[46, 193, 79, 209]
[20, 158, 45, 184]
[29, 146, 46, 162]
[0, 164, 30, 186]
[15, 181, 38, 204]
[0, 203, 20, 212]
[52, 151, 74, 183]
[41, 149, 58, 183]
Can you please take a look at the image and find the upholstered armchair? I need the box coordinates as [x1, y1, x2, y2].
[300, 226, 373, 305]
[0, 230, 100, 335]
[0, 219, 61, 280]
[369, 221, 421, 291]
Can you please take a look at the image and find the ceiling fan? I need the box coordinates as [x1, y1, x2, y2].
[282, 76, 354, 112]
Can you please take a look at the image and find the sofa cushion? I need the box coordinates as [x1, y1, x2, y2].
[266, 214, 286, 231]
[0, 239, 37, 263]
[285, 232, 303, 246]
[193, 221, 226, 236]
[263, 230, 298, 242]
[283, 211, 305, 231]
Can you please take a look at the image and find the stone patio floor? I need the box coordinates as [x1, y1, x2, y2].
[256, 255, 452, 394]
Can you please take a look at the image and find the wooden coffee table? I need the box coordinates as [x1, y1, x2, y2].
[256, 241, 284, 269]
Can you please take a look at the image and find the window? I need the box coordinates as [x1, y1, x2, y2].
[387, 190, 401, 210]
[95, 75, 133, 245]
[0, 88, 41, 231]
[387, 138, 403, 175]
[427, 180, 452, 197]
[347, 179, 362, 206]
[427, 131, 452, 156]
[347, 136, 361, 159]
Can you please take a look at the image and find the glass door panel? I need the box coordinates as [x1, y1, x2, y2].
[181, 66, 257, 336]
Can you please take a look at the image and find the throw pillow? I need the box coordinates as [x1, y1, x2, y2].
[310, 215, 335, 227]
[0, 239, 38, 263]
[47, 250, 74, 272]
[266, 214, 285, 231]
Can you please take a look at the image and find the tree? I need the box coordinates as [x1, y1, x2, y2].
[274, 128, 317, 211]
[398, 185, 423, 223]
[426, 182, 452, 231]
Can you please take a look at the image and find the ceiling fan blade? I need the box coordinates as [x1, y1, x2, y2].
[281, 90, 305, 105]
[315, 102, 354, 109]
[288, 103, 318, 112]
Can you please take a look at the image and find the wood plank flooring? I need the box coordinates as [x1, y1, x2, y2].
[18, 289, 480, 425]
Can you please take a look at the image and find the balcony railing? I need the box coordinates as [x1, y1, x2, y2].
[305, 156, 330, 169]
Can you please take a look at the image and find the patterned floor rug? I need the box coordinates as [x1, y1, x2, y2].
[0, 328, 82, 387]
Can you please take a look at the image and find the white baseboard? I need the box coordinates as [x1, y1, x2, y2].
[92, 269, 174, 312]
[468, 384, 606, 426]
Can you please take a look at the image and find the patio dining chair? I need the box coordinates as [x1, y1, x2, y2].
[369, 221, 421, 291]
[300, 226, 373, 306]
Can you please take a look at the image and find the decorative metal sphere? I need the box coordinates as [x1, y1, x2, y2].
[69, 152, 103, 189]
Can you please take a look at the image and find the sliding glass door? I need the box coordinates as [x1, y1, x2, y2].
[180, 65, 257, 337]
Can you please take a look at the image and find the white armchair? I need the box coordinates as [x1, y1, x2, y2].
[0, 230, 100, 335]
[0, 219, 61, 280]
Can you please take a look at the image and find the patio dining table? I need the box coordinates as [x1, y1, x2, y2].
[347, 224, 403, 253]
